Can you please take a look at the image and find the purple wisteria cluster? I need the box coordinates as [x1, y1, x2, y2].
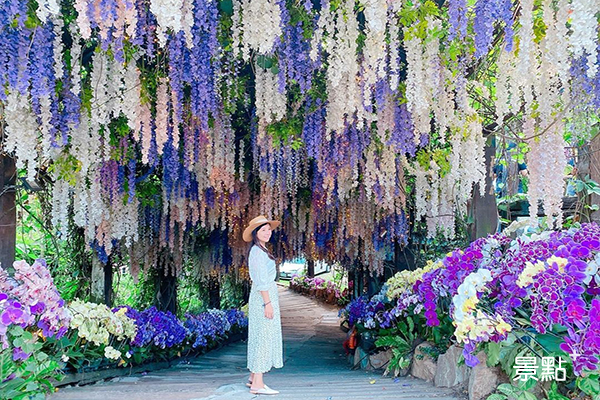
[472, 0, 514, 58]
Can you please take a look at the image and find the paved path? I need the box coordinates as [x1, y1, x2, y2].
[50, 287, 463, 400]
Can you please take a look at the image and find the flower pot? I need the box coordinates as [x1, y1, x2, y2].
[326, 292, 336, 304]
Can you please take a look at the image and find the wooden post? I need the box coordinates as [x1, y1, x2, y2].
[0, 154, 16, 270]
[468, 136, 499, 241]
[590, 135, 600, 221]
[103, 258, 113, 307]
[306, 258, 315, 278]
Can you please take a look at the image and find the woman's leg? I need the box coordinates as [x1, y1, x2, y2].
[251, 372, 264, 389]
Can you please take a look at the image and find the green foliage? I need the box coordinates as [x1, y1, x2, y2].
[398, 1, 441, 40]
[486, 383, 538, 400]
[220, 274, 247, 309]
[113, 269, 156, 310]
[374, 335, 411, 377]
[267, 117, 304, 149]
[0, 326, 63, 400]
[577, 373, 600, 400]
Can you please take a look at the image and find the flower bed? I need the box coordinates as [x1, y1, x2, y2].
[289, 274, 350, 306]
[340, 224, 600, 399]
[0, 259, 247, 399]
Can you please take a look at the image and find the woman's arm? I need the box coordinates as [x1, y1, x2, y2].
[260, 290, 273, 319]
[249, 247, 274, 319]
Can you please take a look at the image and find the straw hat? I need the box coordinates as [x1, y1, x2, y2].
[242, 215, 281, 242]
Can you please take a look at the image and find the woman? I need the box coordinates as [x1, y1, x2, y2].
[242, 215, 284, 395]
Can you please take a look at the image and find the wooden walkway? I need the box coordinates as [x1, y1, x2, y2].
[50, 287, 463, 400]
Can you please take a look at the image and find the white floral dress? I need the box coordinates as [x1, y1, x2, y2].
[247, 245, 284, 373]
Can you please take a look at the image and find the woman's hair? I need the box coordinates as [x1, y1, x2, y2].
[248, 223, 276, 261]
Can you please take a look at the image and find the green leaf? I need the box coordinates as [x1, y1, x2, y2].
[485, 342, 502, 367]
[535, 333, 564, 354]
[219, 0, 233, 15]
[578, 374, 600, 398]
[497, 383, 521, 398]
[548, 381, 570, 400]
[517, 390, 537, 400]
[486, 394, 507, 400]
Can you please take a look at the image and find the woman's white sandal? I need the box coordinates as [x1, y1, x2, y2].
[249, 385, 279, 395]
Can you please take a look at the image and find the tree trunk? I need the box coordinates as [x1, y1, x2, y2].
[156, 252, 178, 314]
[103, 258, 113, 307]
[468, 137, 499, 241]
[91, 255, 104, 303]
[0, 154, 16, 270]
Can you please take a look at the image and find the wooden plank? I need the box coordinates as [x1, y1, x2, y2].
[0, 154, 16, 270]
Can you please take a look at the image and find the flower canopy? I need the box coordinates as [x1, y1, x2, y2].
[0, 0, 599, 275]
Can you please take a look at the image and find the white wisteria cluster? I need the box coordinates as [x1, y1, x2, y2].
[155, 77, 171, 155]
[363, 144, 399, 212]
[362, 0, 389, 107]
[51, 177, 71, 234]
[404, 19, 443, 143]
[150, 0, 191, 47]
[254, 66, 286, 131]
[494, 49, 514, 126]
[409, 95, 486, 239]
[206, 115, 237, 192]
[526, 117, 567, 228]
[74, 0, 138, 42]
[569, 0, 598, 77]
[325, 0, 362, 136]
[492, 0, 573, 226]
[35, 0, 60, 22]
[387, 11, 401, 91]
[309, 0, 334, 63]
[3, 91, 40, 181]
[543, 0, 570, 101]
[515, 0, 535, 110]
[234, 0, 282, 61]
[53, 19, 64, 80]
[430, 52, 455, 142]
[73, 0, 92, 39]
[122, 60, 147, 144]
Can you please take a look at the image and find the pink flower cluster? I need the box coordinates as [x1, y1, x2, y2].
[0, 259, 70, 348]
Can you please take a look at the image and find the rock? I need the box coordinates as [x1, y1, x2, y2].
[410, 342, 437, 382]
[434, 345, 470, 388]
[368, 349, 393, 371]
[468, 351, 505, 400]
[353, 346, 369, 369]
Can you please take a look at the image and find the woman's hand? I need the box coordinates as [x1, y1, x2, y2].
[264, 303, 274, 319]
